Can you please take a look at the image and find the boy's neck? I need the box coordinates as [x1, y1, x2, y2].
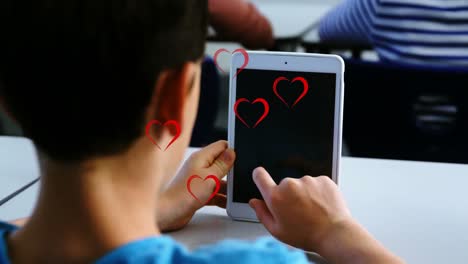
[8, 138, 164, 263]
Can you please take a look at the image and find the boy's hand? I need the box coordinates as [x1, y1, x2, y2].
[249, 167, 404, 264]
[157, 140, 235, 232]
[249, 167, 351, 252]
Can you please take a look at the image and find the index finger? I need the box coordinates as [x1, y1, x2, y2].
[252, 167, 277, 202]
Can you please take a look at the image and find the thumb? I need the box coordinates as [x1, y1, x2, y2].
[249, 199, 275, 232]
[209, 148, 236, 179]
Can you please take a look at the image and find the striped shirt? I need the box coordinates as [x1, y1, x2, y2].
[319, 0, 468, 67]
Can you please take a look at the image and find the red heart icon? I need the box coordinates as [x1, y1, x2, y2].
[187, 175, 220, 204]
[213, 48, 249, 78]
[273, 76, 309, 108]
[145, 120, 181, 151]
[234, 98, 269, 128]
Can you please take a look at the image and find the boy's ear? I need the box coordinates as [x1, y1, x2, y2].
[150, 62, 197, 127]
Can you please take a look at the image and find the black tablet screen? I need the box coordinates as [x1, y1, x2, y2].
[232, 68, 337, 203]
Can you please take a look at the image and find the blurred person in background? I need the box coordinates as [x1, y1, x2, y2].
[209, 0, 274, 49]
[319, 0, 468, 67]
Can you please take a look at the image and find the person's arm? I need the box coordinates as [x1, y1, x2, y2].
[156, 140, 235, 232]
[208, 0, 274, 50]
[249, 167, 404, 264]
[318, 0, 373, 45]
[317, 218, 404, 263]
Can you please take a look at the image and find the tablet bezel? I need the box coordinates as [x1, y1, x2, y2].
[227, 51, 344, 222]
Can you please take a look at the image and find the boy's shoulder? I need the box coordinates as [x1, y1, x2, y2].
[97, 236, 309, 264]
[192, 237, 308, 263]
[0, 226, 309, 264]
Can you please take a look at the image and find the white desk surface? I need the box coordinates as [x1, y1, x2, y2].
[1, 136, 468, 264]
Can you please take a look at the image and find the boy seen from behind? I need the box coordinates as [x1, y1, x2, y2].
[0, 1, 403, 263]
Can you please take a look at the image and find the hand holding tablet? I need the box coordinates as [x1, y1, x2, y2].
[223, 51, 403, 263]
[227, 51, 344, 221]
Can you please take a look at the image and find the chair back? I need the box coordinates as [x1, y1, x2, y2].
[344, 59, 468, 163]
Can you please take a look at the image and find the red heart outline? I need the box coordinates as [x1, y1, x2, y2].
[213, 48, 249, 78]
[273, 76, 309, 108]
[145, 120, 181, 151]
[234, 98, 270, 128]
[187, 175, 220, 204]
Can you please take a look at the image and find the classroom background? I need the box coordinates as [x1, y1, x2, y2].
[1, 1, 468, 263]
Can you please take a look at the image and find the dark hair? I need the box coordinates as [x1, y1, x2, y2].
[0, 0, 207, 161]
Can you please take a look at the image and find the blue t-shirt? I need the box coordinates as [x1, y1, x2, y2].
[0, 221, 308, 263]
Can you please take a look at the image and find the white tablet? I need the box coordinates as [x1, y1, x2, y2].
[226, 51, 344, 222]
